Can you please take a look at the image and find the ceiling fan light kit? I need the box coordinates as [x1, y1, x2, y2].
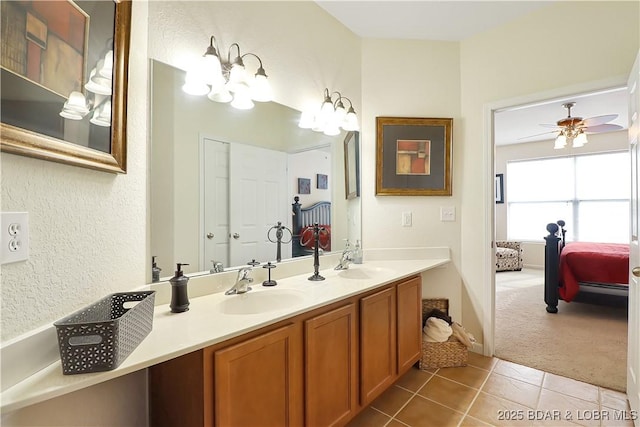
[523, 101, 623, 149]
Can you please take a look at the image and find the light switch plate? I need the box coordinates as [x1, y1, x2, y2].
[402, 212, 412, 227]
[440, 206, 456, 222]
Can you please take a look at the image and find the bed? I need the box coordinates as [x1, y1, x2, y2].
[291, 197, 331, 257]
[543, 220, 629, 313]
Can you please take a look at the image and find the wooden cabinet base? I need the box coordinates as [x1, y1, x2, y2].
[149, 275, 422, 427]
[214, 324, 303, 427]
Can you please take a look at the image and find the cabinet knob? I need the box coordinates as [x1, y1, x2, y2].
[233, 233, 240, 239]
[207, 233, 214, 239]
[633, 267, 640, 277]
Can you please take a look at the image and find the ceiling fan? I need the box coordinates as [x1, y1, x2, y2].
[522, 102, 623, 149]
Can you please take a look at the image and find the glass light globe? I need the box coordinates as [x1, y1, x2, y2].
[98, 50, 113, 79]
[59, 109, 83, 120]
[554, 133, 567, 149]
[64, 91, 89, 114]
[251, 73, 273, 102]
[342, 110, 359, 131]
[228, 63, 248, 91]
[208, 86, 232, 103]
[298, 110, 315, 129]
[323, 124, 341, 136]
[182, 68, 209, 96]
[333, 101, 347, 122]
[573, 131, 588, 148]
[230, 82, 255, 110]
[200, 53, 225, 94]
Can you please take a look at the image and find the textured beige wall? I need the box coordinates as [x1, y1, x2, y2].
[1, 1, 150, 425]
[0, 2, 149, 342]
[360, 37, 465, 324]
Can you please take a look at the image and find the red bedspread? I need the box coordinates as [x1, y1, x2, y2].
[559, 242, 629, 302]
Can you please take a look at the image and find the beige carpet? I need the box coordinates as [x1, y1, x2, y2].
[495, 271, 628, 392]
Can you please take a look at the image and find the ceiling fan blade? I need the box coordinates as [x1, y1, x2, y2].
[583, 123, 624, 133]
[581, 114, 618, 127]
[539, 124, 561, 129]
[518, 130, 557, 140]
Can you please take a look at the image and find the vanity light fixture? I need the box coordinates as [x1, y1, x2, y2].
[59, 47, 114, 127]
[298, 88, 359, 135]
[182, 36, 273, 110]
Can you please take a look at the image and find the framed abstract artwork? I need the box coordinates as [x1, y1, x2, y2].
[376, 117, 453, 196]
[0, 0, 132, 173]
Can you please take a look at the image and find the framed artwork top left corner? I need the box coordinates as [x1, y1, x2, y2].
[0, 0, 132, 174]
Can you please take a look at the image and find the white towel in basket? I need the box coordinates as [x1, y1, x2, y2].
[423, 317, 452, 342]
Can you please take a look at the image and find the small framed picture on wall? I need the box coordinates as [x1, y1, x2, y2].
[298, 178, 311, 194]
[495, 173, 504, 204]
[317, 174, 328, 189]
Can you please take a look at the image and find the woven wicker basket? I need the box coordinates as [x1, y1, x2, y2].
[419, 298, 468, 370]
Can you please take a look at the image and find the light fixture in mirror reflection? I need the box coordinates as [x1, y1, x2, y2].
[182, 35, 272, 110]
[60, 46, 114, 126]
[150, 60, 360, 282]
[299, 88, 359, 136]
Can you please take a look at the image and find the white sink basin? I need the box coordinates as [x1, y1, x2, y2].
[337, 266, 392, 280]
[217, 289, 307, 315]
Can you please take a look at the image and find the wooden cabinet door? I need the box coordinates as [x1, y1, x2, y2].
[214, 324, 303, 427]
[396, 276, 422, 374]
[305, 303, 357, 427]
[359, 287, 396, 405]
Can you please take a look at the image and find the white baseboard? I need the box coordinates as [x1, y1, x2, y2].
[470, 342, 485, 355]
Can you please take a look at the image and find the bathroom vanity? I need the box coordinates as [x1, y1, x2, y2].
[0, 255, 450, 423]
[149, 274, 422, 427]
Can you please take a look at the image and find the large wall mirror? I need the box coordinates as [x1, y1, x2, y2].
[0, 0, 131, 173]
[149, 60, 361, 281]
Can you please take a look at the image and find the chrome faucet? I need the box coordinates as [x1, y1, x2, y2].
[335, 242, 354, 270]
[210, 260, 224, 274]
[225, 267, 254, 295]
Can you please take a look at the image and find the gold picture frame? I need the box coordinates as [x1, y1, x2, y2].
[344, 131, 360, 199]
[376, 117, 453, 196]
[0, 0, 132, 174]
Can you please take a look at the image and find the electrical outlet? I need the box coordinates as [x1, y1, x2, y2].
[402, 211, 412, 227]
[1, 212, 29, 264]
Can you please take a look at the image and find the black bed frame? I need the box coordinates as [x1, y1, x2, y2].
[543, 220, 566, 313]
[544, 220, 628, 313]
[291, 196, 331, 258]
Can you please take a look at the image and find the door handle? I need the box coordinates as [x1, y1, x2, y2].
[207, 233, 214, 239]
[633, 267, 640, 277]
[233, 233, 240, 239]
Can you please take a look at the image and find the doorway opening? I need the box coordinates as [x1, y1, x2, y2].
[489, 85, 629, 392]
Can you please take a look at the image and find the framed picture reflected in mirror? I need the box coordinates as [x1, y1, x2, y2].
[344, 131, 360, 199]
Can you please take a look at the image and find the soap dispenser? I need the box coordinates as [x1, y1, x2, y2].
[169, 263, 190, 313]
[151, 256, 162, 283]
[353, 240, 363, 264]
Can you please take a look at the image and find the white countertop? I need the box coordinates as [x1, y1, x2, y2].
[1, 258, 449, 413]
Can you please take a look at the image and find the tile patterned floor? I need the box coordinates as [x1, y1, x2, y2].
[347, 352, 634, 427]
